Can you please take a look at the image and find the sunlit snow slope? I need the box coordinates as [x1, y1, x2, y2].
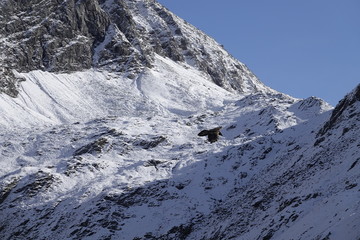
[0, 0, 359, 239]
[0, 55, 235, 129]
[1, 52, 359, 240]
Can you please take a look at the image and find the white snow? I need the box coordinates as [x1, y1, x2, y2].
[1, 0, 359, 238]
[0, 24, 359, 240]
[0, 54, 237, 131]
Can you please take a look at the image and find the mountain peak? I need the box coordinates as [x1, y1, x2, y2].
[1, 1, 359, 240]
[0, 0, 269, 97]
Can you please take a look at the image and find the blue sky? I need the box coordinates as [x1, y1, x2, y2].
[157, 0, 360, 106]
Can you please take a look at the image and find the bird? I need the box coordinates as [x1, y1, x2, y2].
[198, 127, 223, 143]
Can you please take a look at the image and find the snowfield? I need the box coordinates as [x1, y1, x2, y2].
[1, 0, 359, 238]
[1, 54, 359, 240]
[0, 55, 237, 129]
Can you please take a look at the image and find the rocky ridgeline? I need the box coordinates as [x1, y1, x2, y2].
[0, 0, 265, 97]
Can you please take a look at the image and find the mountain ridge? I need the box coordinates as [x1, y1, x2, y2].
[0, 0, 268, 98]
[0, 1, 359, 240]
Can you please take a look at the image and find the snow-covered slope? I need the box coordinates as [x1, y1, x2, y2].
[1, 57, 358, 239]
[0, 0, 359, 239]
[0, 55, 236, 129]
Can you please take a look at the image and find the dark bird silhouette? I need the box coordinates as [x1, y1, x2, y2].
[198, 127, 223, 143]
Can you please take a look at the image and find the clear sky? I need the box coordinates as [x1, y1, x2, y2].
[157, 0, 360, 106]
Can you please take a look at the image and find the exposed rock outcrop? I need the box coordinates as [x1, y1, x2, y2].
[0, 0, 268, 97]
[317, 84, 360, 136]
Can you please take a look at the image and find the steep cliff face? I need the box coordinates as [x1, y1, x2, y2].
[317, 84, 360, 137]
[0, 0, 266, 97]
[0, 0, 111, 96]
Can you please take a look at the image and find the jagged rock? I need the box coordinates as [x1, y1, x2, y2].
[13, 171, 57, 198]
[144, 159, 165, 170]
[74, 137, 109, 156]
[0, 0, 116, 96]
[103, 180, 176, 208]
[0, 0, 267, 97]
[0, 178, 18, 205]
[318, 84, 360, 136]
[135, 136, 167, 149]
[161, 223, 194, 240]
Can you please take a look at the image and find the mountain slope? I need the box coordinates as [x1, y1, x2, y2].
[0, 0, 359, 240]
[0, 55, 237, 129]
[0, 0, 267, 98]
[188, 85, 360, 240]
[1, 81, 359, 240]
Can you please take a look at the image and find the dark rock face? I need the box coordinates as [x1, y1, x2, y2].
[135, 135, 167, 149]
[317, 84, 360, 136]
[0, 0, 266, 97]
[74, 137, 109, 156]
[0, 0, 110, 95]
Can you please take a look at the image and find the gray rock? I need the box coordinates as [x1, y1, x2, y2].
[0, 0, 267, 97]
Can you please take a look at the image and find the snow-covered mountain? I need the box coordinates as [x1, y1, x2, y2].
[0, 0, 266, 98]
[0, 1, 359, 240]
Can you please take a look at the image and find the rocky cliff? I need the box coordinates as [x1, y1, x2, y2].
[0, 0, 266, 97]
